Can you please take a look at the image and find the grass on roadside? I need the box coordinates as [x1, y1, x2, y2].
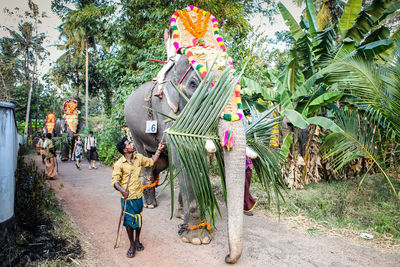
[252, 173, 400, 243]
[1, 151, 86, 266]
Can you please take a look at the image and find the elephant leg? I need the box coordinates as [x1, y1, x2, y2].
[218, 119, 246, 264]
[173, 145, 212, 245]
[175, 191, 184, 220]
[142, 167, 157, 209]
[142, 153, 169, 209]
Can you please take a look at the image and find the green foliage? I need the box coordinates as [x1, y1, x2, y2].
[14, 152, 54, 225]
[244, 106, 285, 212]
[9, 149, 84, 265]
[321, 109, 398, 196]
[166, 64, 238, 224]
[280, 174, 400, 240]
[278, 2, 305, 41]
[338, 0, 362, 36]
[96, 120, 124, 165]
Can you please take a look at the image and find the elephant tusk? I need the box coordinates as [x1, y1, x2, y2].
[246, 146, 258, 159]
[205, 139, 216, 153]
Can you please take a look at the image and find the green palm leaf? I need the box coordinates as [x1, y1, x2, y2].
[321, 109, 398, 197]
[323, 56, 400, 134]
[166, 63, 241, 224]
[244, 106, 286, 212]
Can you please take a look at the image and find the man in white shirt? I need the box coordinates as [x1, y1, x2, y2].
[84, 131, 98, 169]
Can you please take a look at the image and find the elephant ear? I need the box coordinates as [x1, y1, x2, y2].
[163, 55, 190, 113]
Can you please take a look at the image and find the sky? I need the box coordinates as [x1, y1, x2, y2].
[0, 0, 303, 77]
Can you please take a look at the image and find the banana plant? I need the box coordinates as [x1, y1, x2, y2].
[245, 0, 399, 188]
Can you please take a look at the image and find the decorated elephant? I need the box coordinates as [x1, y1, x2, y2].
[52, 118, 84, 161]
[124, 6, 246, 263]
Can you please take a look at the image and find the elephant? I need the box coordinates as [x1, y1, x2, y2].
[124, 40, 246, 264]
[52, 118, 84, 161]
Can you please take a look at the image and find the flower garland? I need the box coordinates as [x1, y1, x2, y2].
[170, 6, 226, 52]
[177, 9, 210, 39]
[171, 6, 243, 153]
[182, 47, 243, 122]
[63, 99, 79, 133]
[141, 176, 160, 191]
[63, 99, 78, 115]
[185, 220, 214, 233]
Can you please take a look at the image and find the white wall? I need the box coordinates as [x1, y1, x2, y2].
[0, 102, 18, 223]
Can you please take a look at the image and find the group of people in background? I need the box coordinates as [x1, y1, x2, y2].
[34, 130, 99, 178]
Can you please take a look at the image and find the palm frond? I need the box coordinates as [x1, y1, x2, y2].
[166, 63, 241, 224]
[323, 56, 400, 134]
[244, 106, 286, 212]
[321, 109, 398, 197]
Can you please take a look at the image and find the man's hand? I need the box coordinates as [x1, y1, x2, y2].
[121, 188, 129, 199]
[152, 142, 166, 164]
[157, 142, 166, 151]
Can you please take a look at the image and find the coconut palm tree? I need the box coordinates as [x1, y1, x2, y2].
[58, 2, 113, 127]
[5, 21, 45, 145]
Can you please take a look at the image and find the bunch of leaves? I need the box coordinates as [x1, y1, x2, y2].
[244, 106, 286, 212]
[166, 63, 239, 224]
[321, 108, 398, 198]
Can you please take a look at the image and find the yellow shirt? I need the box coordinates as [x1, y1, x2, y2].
[38, 139, 43, 149]
[45, 139, 55, 159]
[111, 154, 154, 199]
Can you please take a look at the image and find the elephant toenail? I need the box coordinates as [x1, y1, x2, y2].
[201, 236, 210, 244]
[181, 236, 190, 243]
[191, 238, 201, 245]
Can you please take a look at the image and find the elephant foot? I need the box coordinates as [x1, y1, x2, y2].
[175, 203, 184, 220]
[179, 228, 213, 245]
[143, 187, 157, 208]
[175, 210, 184, 220]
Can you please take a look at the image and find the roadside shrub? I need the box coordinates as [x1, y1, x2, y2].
[14, 151, 54, 225]
[96, 119, 124, 165]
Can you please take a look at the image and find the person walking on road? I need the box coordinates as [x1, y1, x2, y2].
[85, 131, 98, 169]
[73, 135, 83, 170]
[112, 137, 165, 258]
[38, 135, 46, 164]
[44, 133, 58, 179]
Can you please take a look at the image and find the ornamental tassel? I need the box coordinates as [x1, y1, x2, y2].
[221, 129, 234, 151]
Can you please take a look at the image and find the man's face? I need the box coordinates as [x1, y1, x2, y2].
[124, 140, 136, 153]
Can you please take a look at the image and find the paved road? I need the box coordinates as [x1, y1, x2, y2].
[34, 155, 400, 267]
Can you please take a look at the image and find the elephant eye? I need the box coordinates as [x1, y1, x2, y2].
[189, 80, 198, 88]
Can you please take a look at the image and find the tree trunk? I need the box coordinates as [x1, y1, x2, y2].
[85, 33, 89, 127]
[23, 44, 34, 146]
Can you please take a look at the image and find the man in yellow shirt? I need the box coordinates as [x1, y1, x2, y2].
[112, 137, 164, 258]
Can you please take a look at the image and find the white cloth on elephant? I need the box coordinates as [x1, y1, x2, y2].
[156, 59, 175, 91]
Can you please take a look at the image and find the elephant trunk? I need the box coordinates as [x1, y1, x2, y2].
[219, 120, 246, 264]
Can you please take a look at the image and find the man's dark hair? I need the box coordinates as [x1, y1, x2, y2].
[46, 133, 52, 139]
[89, 131, 93, 135]
[116, 137, 128, 155]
